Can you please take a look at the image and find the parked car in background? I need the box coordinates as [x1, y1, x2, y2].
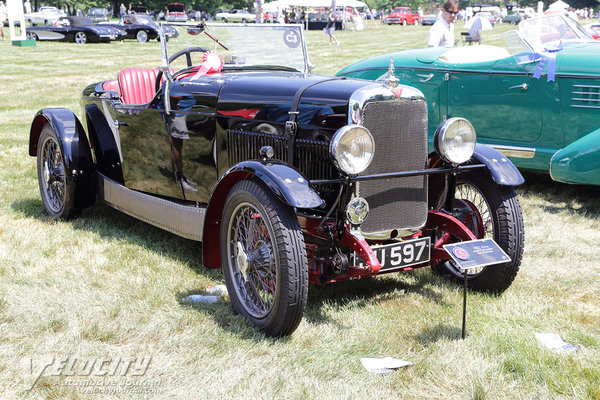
[165, 3, 187, 22]
[106, 14, 179, 42]
[130, 5, 149, 14]
[421, 13, 439, 25]
[337, 15, 600, 186]
[585, 23, 600, 39]
[502, 13, 522, 24]
[28, 23, 524, 336]
[25, 6, 66, 26]
[26, 16, 125, 44]
[216, 9, 253, 23]
[473, 11, 499, 26]
[87, 7, 109, 22]
[383, 7, 420, 25]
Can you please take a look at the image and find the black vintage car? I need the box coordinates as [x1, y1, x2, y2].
[107, 14, 179, 42]
[26, 16, 125, 44]
[29, 23, 525, 336]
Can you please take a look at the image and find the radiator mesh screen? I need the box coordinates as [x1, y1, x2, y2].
[359, 100, 428, 234]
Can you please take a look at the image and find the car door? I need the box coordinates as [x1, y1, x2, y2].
[445, 56, 543, 145]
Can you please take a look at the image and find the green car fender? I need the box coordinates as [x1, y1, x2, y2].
[550, 127, 600, 185]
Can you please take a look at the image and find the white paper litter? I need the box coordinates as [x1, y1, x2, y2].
[205, 285, 228, 296]
[181, 295, 220, 304]
[359, 357, 414, 374]
[535, 333, 580, 353]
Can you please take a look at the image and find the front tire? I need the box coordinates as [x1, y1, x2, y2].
[437, 172, 524, 293]
[220, 180, 308, 337]
[37, 125, 81, 220]
[26, 32, 38, 41]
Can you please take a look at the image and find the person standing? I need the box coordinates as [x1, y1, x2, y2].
[0, 1, 6, 40]
[324, 11, 339, 45]
[428, 0, 459, 47]
[24, 0, 31, 14]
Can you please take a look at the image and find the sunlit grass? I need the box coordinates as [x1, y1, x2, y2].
[1, 20, 599, 399]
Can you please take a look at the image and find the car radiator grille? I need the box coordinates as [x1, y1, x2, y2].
[358, 99, 429, 235]
[227, 129, 337, 182]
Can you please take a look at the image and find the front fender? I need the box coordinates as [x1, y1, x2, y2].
[202, 160, 325, 269]
[472, 144, 524, 186]
[29, 108, 95, 183]
[550, 127, 600, 185]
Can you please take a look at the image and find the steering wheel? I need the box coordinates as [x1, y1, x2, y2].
[155, 47, 209, 93]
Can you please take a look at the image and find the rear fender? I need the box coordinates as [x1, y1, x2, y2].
[202, 160, 325, 268]
[471, 144, 524, 186]
[550, 127, 600, 185]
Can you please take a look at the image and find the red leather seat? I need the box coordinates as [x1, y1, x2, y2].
[118, 68, 161, 105]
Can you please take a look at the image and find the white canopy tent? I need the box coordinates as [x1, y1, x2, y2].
[548, 0, 569, 10]
[262, 0, 368, 11]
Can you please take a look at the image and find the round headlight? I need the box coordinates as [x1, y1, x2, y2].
[330, 125, 375, 175]
[434, 118, 476, 165]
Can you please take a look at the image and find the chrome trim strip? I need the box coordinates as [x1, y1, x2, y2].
[572, 91, 600, 95]
[571, 97, 600, 102]
[491, 144, 536, 159]
[570, 104, 600, 109]
[98, 173, 205, 241]
[572, 84, 600, 88]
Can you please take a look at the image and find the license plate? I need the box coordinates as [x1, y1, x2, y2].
[352, 237, 431, 271]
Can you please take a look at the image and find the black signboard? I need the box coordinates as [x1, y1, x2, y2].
[443, 238, 510, 271]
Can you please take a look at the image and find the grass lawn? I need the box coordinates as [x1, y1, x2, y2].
[1, 21, 599, 399]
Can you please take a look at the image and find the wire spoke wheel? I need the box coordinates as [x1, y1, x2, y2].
[220, 180, 308, 336]
[40, 135, 66, 213]
[228, 203, 277, 318]
[36, 124, 89, 220]
[434, 172, 524, 293]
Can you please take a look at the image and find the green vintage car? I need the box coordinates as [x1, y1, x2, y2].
[337, 15, 600, 186]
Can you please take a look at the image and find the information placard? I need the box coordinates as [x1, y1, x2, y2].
[443, 238, 510, 271]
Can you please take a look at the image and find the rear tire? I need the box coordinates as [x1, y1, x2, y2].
[74, 31, 87, 44]
[37, 125, 82, 220]
[136, 30, 148, 42]
[435, 172, 524, 293]
[220, 180, 308, 337]
[26, 32, 38, 40]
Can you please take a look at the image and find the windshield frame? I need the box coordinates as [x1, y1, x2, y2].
[516, 15, 594, 52]
[158, 22, 310, 76]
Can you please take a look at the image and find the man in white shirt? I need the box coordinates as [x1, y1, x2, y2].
[428, 0, 459, 47]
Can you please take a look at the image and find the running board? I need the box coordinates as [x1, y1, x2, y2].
[97, 173, 205, 241]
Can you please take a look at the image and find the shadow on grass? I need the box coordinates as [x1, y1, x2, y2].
[11, 197, 217, 278]
[518, 172, 600, 219]
[304, 270, 450, 328]
[415, 323, 463, 344]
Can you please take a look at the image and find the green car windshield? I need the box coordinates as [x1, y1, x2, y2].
[517, 15, 594, 52]
[160, 23, 309, 74]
